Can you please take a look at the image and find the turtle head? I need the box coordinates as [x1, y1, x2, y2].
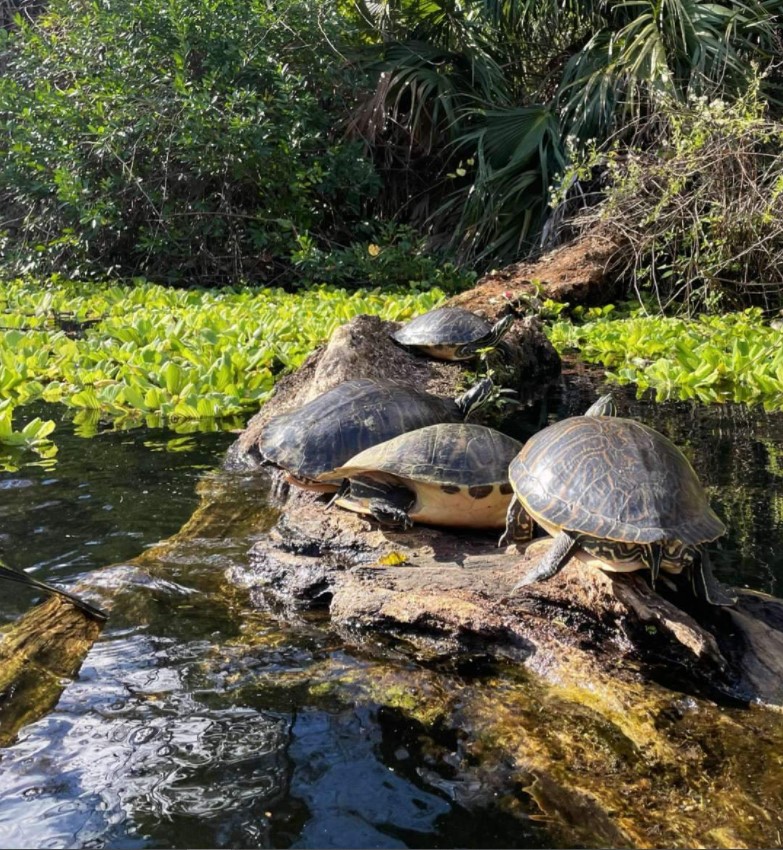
[585, 393, 617, 417]
[455, 377, 493, 418]
[456, 314, 514, 359]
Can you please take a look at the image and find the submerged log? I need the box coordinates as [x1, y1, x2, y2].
[228, 481, 783, 848]
[0, 470, 274, 747]
[0, 596, 103, 747]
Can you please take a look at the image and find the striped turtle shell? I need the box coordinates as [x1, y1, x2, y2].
[327, 423, 521, 488]
[392, 307, 495, 347]
[259, 379, 465, 483]
[509, 415, 725, 546]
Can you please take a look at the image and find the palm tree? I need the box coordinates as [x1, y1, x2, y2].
[348, 0, 781, 266]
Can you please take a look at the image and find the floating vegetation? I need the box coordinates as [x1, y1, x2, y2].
[0, 277, 446, 439]
[550, 306, 783, 408]
[0, 401, 57, 471]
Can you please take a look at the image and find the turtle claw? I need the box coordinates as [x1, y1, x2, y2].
[368, 498, 413, 530]
[326, 479, 350, 508]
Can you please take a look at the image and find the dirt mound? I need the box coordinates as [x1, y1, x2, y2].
[450, 227, 624, 318]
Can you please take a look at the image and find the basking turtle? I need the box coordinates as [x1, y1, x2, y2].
[321, 423, 521, 529]
[392, 307, 514, 361]
[501, 395, 736, 605]
[258, 377, 493, 491]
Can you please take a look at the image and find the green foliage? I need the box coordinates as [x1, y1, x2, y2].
[549, 307, 783, 408]
[561, 88, 783, 310]
[291, 224, 473, 293]
[0, 400, 57, 471]
[0, 277, 446, 437]
[349, 0, 782, 266]
[3, 0, 780, 279]
[0, 0, 379, 283]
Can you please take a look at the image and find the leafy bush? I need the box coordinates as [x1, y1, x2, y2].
[0, 0, 380, 283]
[561, 89, 783, 311]
[347, 0, 782, 267]
[291, 224, 473, 293]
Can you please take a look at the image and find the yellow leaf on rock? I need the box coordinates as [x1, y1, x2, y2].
[375, 551, 410, 567]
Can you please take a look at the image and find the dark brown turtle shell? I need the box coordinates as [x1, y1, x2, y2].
[508, 415, 725, 546]
[392, 307, 493, 347]
[258, 379, 465, 482]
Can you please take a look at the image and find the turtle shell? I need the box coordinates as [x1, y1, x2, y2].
[259, 379, 462, 482]
[509, 415, 725, 546]
[327, 423, 521, 486]
[392, 307, 493, 347]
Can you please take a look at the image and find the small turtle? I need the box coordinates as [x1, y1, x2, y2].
[258, 377, 493, 491]
[321, 423, 521, 529]
[392, 307, 514, 361]
[500, 395, 736, 605]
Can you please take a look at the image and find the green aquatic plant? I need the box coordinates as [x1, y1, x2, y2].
[0, 277, 447, 439]
[550, 307, 783, 408]
[0, 400, 57, 471]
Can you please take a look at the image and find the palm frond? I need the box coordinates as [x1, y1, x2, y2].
[437, 104, 566, 263]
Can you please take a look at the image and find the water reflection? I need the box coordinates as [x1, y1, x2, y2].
[0, 632, 291, 849]
[287, 707, 450, 849]
[2, 379, 783, 848]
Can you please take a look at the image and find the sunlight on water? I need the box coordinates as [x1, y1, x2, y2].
[2, 377, 783, 848]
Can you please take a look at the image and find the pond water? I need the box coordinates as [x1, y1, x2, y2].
[0, 370, 782, 849]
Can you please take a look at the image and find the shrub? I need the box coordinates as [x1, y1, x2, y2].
[290, 224, 473, 293]
[562, 87, 783, 312]
[0, 0, 380, 283]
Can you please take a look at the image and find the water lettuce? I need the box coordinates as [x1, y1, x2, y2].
[0, 277, 446, 440]
[550, 307, 783, 408]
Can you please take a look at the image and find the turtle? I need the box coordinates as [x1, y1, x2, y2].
[391, 307, 514, 361]
[500, 394, 737, 606]
[320, 423, 521, 529]
[258, 377, 493, 491]
[0, 562, 107, 620]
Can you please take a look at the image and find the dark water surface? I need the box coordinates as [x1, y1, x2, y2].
[0, 372, 782, 849]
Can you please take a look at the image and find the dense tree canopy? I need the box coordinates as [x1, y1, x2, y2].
[1, 0, 781, 282]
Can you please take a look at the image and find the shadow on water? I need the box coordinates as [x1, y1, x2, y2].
[1, 373, 783, 848]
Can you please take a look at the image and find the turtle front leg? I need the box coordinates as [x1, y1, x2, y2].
[691, 548, 738, 606]
[326, 478, 350, 507]
[334, 475, 416, 530]
[498, 498, 533, 547]
[511, 531, 579, 593]
[368, 499, 413, 530]
[349, 475, 416, 530]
